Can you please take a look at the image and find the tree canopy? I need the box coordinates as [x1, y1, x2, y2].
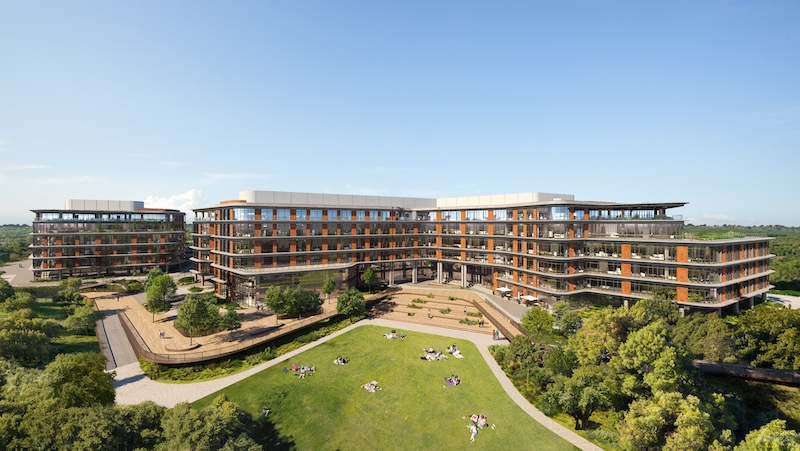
[263, 286, 323, 316]
[336, 287, 366, 320]
[145, 274, 177, 321]
[175, 293, 222, 342]
[521, 307, 554, 340]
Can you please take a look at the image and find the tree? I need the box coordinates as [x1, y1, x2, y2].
[544, 347, 579, 377]
[336, 287, 366, 320]
[263, 286, 323, 317]
[0, 329, 51, 366]
[41, 352, 114, 407]
[361, 267, 378, 292]
[0, 278, 14, 303]
[734, 419, 800, 450]
[175, 293, 221, 345]
[541, 365, 612, 430]
[158, 395, 260, 451]
[630, 297, 680, 326]
[145, 267, 165, 287]
[322, 278, 336, 301]
[557, 311, 583, 337]
[0, 292, 36, 312]
[672, 313, 738, 363]
[615, 321, 691, 397]
[53, 277, 85, 306]
[65, 302, 100, 334]
[521, 307, 554, 340]
[145, 274, 176, 322]
[568, 307, 635, 366]
[219, 308, 242, 332]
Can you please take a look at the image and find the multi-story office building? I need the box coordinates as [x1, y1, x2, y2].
[31, 199, 186, 280]
[192, 190, 773, 313]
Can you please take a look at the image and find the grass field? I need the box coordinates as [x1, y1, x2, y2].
[193, 325, 578, 450]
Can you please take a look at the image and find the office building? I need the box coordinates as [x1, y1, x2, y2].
[192, 190, 772, 313]
[31, 199, 186, 280]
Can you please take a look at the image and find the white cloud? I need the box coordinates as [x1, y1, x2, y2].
[161, 161, 185, 167]
[144, 189, 206, 218]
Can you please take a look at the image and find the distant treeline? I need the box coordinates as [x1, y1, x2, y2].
[0, 225, 31, 263]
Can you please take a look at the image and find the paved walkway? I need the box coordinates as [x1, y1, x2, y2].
[113, 318, 600, 450]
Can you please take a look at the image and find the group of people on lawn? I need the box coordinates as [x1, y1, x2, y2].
[467, 413, 490, 442]
[286, 363, 316, 379]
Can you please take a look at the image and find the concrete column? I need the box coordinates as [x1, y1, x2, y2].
[623, 299, 629, 309]
[734, 301, 740, 314]
[748, 297, 754, 309]
[388, 263, 395, 286]
[461, 265, 467, 288]
[437, 262, 443, 284]
[412, 261, 418, 284]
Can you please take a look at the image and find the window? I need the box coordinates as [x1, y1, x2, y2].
[340, 210, 352, 221]
[261, 209, 273, 220]
[233, 208, 255, 221]
[356, 210, 366, 221]
[493, 210, 507, 221]
[296, 210, 307, 221]
[327, 209, 338, 220]
[277, 209, 291, 221]
[310, 209, 323, 220]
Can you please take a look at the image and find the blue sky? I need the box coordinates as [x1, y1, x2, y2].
[1, 1, 798, 225]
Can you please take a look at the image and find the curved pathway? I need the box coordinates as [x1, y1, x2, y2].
[113, 318, 600, 450]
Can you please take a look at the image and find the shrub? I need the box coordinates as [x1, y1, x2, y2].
[407, 312, 415, 316]
[459, 318, 477, 326]
[126, 280, 143, 293]
[427, 293, 435, 299]
[448, 296, 456, 301]
[178, 276, 195, 285]
[466, 311, 482, 317]
[386, 295, 394, 300]
[407, 303, 422, 309]
[439, 308, 451, 315]
[189, 287, 203, 293]
[411, 298, 427, 304]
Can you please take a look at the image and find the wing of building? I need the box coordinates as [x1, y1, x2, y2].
[191, 190, 773, 313]
[30, 199, 186, 279]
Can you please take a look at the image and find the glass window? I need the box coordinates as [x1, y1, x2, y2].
[369, 210, 378, 221]
[261, 209, 273, 220]
[356, 210, 366, 221]
[381, 210, 390, 221]
[310, 209, 323, 221]
[233, 208, 255, 221]
[296, 210, 307, 221]
[493, 210, 507, 220]
[327, 209, 338, 220]
[340, 210, 352, 221]
[443, 210, 460, 221]
[277, 209, 291, 221]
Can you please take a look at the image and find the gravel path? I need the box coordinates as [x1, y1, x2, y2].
[113, 318, 600, 450]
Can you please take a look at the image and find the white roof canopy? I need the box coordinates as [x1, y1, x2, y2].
[497, 287, 512, 292]
[521, 295, 538, 301]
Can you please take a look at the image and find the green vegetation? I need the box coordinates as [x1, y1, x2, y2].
[177, 276, 195, 285]
[411, 297, 427, 304]
[188, 286, 203, 293]
[493, 296, 800, 450]
[439, 307, 452, 314]
[264, 285, 323, 317]
[140, 316, 357, 382]
[459, 318, 477, 326]
[0, 225, 31, 262]
[192, 325, 576, 450]
[145, 270, 176, 322]
[427, 292, 435, 298]
[335, 286, 365, 320]
[361, 266, 377, 292]
[407, 303, 422, 309]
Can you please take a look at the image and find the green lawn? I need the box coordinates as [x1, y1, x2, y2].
[193, 325, 578, 450]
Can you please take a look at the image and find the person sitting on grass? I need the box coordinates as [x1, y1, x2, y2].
[361, 380, 380, 393]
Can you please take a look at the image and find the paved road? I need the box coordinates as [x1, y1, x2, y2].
[113, 318, 600, 450]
